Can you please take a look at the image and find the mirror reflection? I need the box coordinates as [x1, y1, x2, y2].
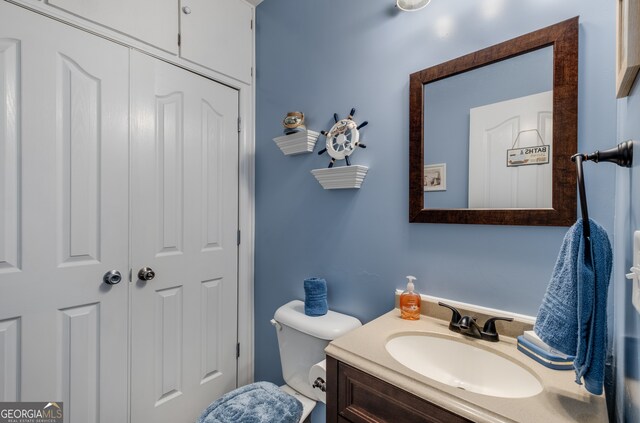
[409, 17, 578, 226]
[423, 46, 553, 209]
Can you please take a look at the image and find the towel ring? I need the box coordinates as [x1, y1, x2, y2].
[571, 141, 634, 244]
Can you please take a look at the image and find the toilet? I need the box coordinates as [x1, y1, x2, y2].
[197, 300, 361, 423]
[271, 300, 362, 422]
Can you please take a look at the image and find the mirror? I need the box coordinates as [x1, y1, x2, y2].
[409, 18, 578, 226]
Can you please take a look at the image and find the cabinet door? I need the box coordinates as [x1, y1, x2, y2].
[130, 50, 240, 423]
[180, 0, 253, 83]
[330, 359, 473, 423]
[0, 2, 129, 422]
[41, 0, 179, 53]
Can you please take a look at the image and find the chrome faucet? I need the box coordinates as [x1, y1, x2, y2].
[438, 302, 513, 342]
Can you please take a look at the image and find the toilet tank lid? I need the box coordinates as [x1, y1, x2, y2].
[273, 300, 362, 341]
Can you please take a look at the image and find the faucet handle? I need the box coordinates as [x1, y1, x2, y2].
[438, 302, 462, 332]
[481, 316, 514, 342]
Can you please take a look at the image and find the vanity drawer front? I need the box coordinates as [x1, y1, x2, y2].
[335, 361, 472, 423]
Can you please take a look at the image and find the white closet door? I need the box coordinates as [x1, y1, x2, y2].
[0, 2, 129, 423]
[130, 51, 239, 423]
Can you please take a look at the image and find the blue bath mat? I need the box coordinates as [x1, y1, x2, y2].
[197, 381, 303, 423]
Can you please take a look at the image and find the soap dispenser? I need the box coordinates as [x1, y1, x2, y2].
[400, 275, 421, 320]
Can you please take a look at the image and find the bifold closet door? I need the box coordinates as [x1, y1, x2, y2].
[0, 2, 129, 422]
[129, 51, 240, 423]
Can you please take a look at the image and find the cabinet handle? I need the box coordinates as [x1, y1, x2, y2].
[182, 6, 192, 14]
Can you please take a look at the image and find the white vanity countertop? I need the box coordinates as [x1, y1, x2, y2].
[325, 309, 607, 423]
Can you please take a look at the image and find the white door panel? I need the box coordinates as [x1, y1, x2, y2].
[180, 0, 252, 83]
[469, 91, 553, 208]
[43, 0, 179, 53]
[130, 51, 239, 423]
[0, 2, 129, 422]
[0, 37, 20, 277]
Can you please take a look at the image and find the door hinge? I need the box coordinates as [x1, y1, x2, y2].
[178, 33, 181, 47]
[236, 343, 240, 358]
[237, 117, 242, 133]
[251, 67, 254, 77]
[250, 19, 253, 30]
[237, 229, 241, 246]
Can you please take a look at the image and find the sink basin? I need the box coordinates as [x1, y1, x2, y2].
[385, 334, 543, 398]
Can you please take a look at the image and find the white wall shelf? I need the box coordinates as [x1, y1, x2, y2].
[311, 165, 368, 189]
[273, 130, 319, 155]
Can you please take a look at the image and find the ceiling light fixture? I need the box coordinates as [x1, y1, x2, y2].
[396, 0, 431, 12]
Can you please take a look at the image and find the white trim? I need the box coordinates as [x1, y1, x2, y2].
[236, 4, 256, 386]
[394, 290, 536, 324]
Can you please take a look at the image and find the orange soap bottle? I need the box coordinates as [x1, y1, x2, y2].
[400, 275, 421, 320]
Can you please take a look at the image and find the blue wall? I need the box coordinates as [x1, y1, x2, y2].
[255, 1, 617, 421]
[614, 73, 640, 420]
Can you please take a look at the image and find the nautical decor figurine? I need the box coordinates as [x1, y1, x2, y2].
[318, 108, 368, 168]
[282, 111, 306, 135]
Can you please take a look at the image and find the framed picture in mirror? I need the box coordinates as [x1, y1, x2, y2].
[424, 164, 446, 192]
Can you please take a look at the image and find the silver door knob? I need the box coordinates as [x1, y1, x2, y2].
[182, 6, 191, 14]
[103, 270, 122, 285]
[138, 267, 156, 281]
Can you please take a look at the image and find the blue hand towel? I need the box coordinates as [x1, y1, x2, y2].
[197, 381, 303, 423]
[304, 277, 328, 316]
[534, 218, 612, 395]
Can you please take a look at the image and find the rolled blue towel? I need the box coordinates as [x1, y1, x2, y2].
[304, 277, 328, 316]
[197, 381, 303, 423]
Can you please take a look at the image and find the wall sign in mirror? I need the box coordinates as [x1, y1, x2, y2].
[409, 17, 578, 226]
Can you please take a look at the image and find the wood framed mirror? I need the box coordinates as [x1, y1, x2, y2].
[409, 18, 578, 225]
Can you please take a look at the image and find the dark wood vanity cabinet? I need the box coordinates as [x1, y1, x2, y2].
[326, 356, 473, 423]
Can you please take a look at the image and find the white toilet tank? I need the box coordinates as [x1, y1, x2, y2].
[273, 300, 361, 400]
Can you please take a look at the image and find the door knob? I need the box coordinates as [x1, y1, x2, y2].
[182, 6, 191, 14]
[103, 270, 122, 285]
[138, 267, 156, 281]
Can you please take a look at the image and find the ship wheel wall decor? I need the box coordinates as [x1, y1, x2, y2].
[318, 108, 368, 168]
